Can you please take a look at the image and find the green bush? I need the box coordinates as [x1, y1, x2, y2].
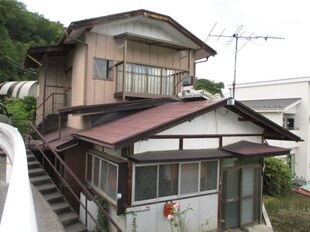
[4, 96, 36, 134]
[263, 157, 292, 196]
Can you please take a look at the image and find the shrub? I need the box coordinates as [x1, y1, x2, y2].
[4, 96, 36, 134]
[263, 157, 292, 196]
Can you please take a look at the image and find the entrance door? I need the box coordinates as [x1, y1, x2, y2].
[221, 166, 261, 230]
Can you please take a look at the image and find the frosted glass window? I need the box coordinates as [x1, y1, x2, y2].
[99, 160, 107, 191]
[180, 163, 199, 194]
[86, 154, 92, 183]
[93, 156, 100, 186]
[200, 161, 218, 191]
[107, 163, 117, 201]
[159, 164, 179, 197]
[135, 166, 157, 201]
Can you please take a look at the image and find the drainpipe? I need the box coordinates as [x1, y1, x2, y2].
[64, 30, 88, 105]
[122, 39, 127, 101]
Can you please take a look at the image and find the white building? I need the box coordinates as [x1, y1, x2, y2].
[230, 76, 309, 181]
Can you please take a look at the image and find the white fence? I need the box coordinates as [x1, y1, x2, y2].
[0, 123, 37, 232]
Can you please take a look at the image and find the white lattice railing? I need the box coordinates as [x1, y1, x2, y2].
[0, 123, 37, 232]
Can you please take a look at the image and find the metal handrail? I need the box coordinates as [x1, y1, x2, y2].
[35, 93, 66, 129]
[0, 123, 37, 232]
[28, 122, 122, 232]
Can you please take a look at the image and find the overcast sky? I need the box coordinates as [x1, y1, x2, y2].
[20, 0, 310, 94]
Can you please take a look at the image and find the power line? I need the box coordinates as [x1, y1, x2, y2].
[206, 23, 284, 99]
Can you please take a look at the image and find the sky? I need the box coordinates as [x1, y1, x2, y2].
[20, 0, 310, 95]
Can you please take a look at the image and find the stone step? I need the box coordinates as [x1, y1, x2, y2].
[28, 168, 45, 177]
[58, 211, 79, 226]
[30, 175, 51, 185]
[51, 201, 71, 214]
[27, 160, 41, 169]
[65, 222, 88, 232]
[26, 154, 36, 162]
[43, 191, 63, 204]
[36, 183, 57, 194]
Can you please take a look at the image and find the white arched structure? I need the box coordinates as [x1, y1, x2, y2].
[0, 123, 37, 232]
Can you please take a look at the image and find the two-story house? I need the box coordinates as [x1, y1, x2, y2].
[230, 77, 308, 181]
[24, 10, 302, 232]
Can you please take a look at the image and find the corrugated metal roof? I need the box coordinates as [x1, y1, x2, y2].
[241, 98, 301, 111]
[220, 140, 291, 158]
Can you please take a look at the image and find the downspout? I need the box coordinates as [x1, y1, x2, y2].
[64, 29, 88, 105]
[122, 39, 127, 101]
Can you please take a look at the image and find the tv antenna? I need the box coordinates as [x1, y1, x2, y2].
[206, 23, 284, 99]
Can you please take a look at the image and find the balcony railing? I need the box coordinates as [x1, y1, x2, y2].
[115, 62, 188, 98]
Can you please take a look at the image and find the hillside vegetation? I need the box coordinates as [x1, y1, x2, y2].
[0, 0, 64, 82]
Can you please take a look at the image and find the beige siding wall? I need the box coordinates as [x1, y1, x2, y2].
[36, 55, 66, 124]
[84, 31, 193, 106]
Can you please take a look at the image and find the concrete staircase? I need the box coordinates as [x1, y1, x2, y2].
[27, 149, 88, 232]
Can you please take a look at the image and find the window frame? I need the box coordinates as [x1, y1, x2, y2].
[86, 152, 119, 204]
[132, 160, 219, 205]
[93, 57, 114, 81]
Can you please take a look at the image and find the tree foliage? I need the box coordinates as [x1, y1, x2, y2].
[4, 96, 36, 134]
[0, 0, 64, 82]
[263, 157, 293, 196]
[194, 78, 224, 95]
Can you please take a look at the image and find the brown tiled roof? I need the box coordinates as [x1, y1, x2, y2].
[220, 140, 291, 158]
[74, 99, 227, 149]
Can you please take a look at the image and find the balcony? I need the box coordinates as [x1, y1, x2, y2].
[115, 62, 188, 99]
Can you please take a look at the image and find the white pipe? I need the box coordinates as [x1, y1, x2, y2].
[0, 123, 38, 232]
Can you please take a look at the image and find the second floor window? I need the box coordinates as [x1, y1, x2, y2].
[93, 57, 114, 81]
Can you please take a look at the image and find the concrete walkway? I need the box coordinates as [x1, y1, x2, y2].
[0, 154, 65, 232]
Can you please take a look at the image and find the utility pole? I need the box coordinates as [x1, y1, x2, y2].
[206, 24, 284, 99]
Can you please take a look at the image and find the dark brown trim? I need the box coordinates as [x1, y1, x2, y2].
[59, 97, 176, 116]
[150, 134, 263, 139]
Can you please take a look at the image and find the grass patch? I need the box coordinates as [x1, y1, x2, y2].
[264, 191, 310, 232]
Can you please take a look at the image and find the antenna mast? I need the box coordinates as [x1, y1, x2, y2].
[207, 24, 284, 99]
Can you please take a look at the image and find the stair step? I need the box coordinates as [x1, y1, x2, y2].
[65, 222, 88, 232]
[28, 168, 45, 177]
[43, 191, 63, 203]
[28, 160, 41, 169]
[30, 175, 51, 185]
[51, 201, 71, 213]
[27, 154, 36, 162]
[58, 211, 79, 226]
[36, 183, 57, 194]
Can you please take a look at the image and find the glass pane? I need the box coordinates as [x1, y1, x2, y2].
[201, 161, 218, 191]
[158, 164, 179, 197]
[93, 156, 100, 186]
[226, 169, 240, 199]
[241, 198, 254, 225]
[242, 168, 254, 196]
[86, 154, 92, 183]
[107, 163, 117, 201]
[99, 160, 107, 191]
[135, 166, 157, 201]
[180, 163, 198, 195]
[225, 201, 239, 228]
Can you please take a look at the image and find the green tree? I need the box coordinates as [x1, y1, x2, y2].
[194, 78, 224, 95]
[4, 96, 36, 134]
[263, 157, 292, 196]
[0, 0, 64, 82]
